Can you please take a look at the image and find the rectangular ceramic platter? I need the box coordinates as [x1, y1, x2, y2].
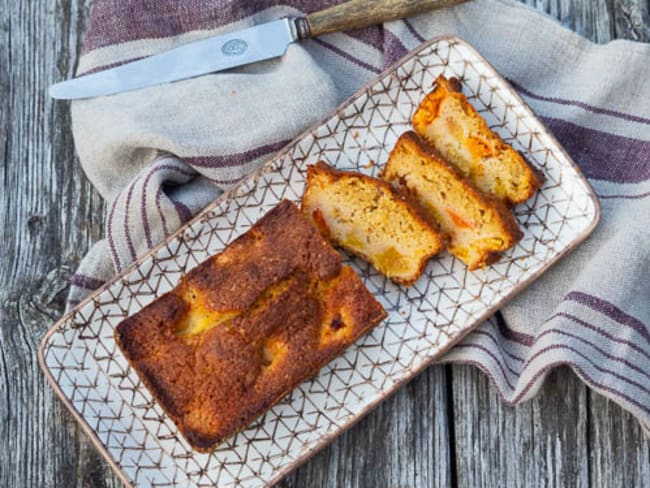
[40, 36, 599, 487]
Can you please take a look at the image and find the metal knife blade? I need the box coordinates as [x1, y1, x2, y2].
[49, 18, 298, 100]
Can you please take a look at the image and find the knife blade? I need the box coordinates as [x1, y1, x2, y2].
[49, 0, 466, 99]
[49, 19, 298, 100]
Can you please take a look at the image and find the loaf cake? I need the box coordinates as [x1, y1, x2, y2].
[381, 132, 523, 269]
[302, 162, 446, 285]
[412, 75, 543, 206]
[115, 200, 387, 451]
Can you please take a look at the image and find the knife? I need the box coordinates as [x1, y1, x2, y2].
[49, 0, 466, 100]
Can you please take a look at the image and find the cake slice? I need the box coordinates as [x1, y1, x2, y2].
[412, 75, 543, 206]
[302, 162, 446, 285]
[115, 200, 386, 451]
[381, 132, 523, 269]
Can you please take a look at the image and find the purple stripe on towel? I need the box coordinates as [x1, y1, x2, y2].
[510, 79, 650, 126]
[80, 56, 147, 76]
[570, 365, 650, 415]
[453, 339, 650, 400]
[207, 175, 243, 186]
[496, 317, 534, 347]
[152, 163, 196, 239]
[459, 338, 524, 373]
[512, 360, 650, 415]
[534, 329, 650, 381]
[141, 163, 197, 249]
[453, 344, 518, 388]
[554, 312, 650, 362]
[155, 187, 171, 237]
[566, 291, 650, 344]
[486, 316, 650, 379]
[541, 117, 650, 183]
[172, 200, 193, 223]
[523, 344, 650, 396]
[383, 30, 409, 68]
[346, 25, 384, 52]
[70, 273, 106, 290]
[123, 180, 139, 262]
[598, 190, 650, 200]
[185, 139, 291, 168]
[141, 182, 154, 250]
[470, 321, 650, 389]
[403, 19, 426, 43]
[447, 353, 648, 416]
[312, 38, 382, 73]
[444, 359, 521, 403]
[107, 196, 122, 271]
[82, 0, 380, 54]
[471, 330, 526, 363]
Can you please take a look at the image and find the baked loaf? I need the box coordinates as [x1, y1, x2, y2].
[381, 132, 523, 269]
[115, 200, 386, 452]
[412, 75, 543, 206]
[302, 161, 446, 285]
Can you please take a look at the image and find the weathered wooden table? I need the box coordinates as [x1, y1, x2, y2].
[1, 1, 649, 486]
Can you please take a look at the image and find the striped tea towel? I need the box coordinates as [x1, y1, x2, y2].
[66, 0, 650, 435]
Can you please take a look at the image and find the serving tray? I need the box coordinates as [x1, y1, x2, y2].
[39, 36, 600, 487]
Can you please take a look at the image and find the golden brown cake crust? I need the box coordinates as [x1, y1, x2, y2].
[115, 200, 386, 451]
[390, 132, 522, 235]
[381, 132, 523, 269]
[413, 75, 544, 206]
[302, 162, 447, 286]
[308, 161, 444, 236]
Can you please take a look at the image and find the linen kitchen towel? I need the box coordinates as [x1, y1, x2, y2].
[65, 0, 650, 435]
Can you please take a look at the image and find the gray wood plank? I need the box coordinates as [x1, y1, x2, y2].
[279, 366, 453, 488]
[452, 365, 591, 488]
[0, 0, 120, 486]
[589, 393, 650, 488]
[611, 0, 650, 41]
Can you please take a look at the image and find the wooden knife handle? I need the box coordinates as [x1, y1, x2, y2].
[301, 0, 466, 38]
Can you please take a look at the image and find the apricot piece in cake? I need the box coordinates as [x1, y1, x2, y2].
[302, 161, 446, 285]
[413, 75, 543, 206]
[381, 132, 522, 269]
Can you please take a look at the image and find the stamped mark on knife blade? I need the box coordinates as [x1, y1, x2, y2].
[222, 39, 248, 56]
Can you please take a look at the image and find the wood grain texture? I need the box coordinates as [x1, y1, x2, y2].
[521, 0, 650, 41]
[451, 365, 591, 488]
[0, 1, 648, 487]
[282, 367, 453, 488]
[306, 0, 467, 37]
[0, 0, 119, 486]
